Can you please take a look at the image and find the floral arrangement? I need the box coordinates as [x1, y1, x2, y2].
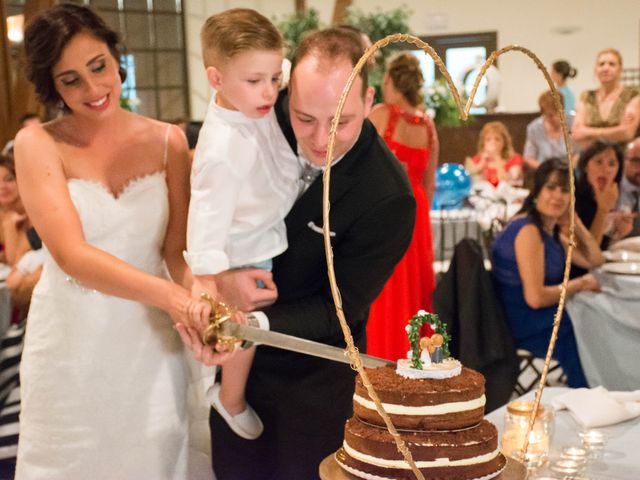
[424, 79, 465, 128]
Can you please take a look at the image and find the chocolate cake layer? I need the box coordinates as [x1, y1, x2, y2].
[354, 366, 485, 430]
[341, 418, 505, 480]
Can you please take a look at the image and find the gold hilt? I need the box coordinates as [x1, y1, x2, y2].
[200, 293, 239, 352]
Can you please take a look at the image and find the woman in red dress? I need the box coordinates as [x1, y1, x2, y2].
[367, 52, 438, 361]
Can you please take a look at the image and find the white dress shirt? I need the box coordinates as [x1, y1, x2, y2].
[185, 93, 300, 275]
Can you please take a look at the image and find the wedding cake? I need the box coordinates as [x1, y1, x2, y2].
[337, 311, 507, 480]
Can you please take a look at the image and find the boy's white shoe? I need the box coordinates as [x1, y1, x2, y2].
[208, 383, 264, 440]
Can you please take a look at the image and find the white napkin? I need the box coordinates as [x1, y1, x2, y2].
[551, 386, 640, 428]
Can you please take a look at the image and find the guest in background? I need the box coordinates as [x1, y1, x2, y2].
[524, 90, 571, 170]
[615, 137, 640, 237]
[575, 141, 632, 250]
[1, 113, 41, 157]
[572, 48, 640, 150]
[6, 248, 43, 316]
[466, 121, 523, 187]
[492, 158, 604, 388]
[550, 60, 577, 114]
[366, 51, 437, 361]
[0, 155, 32, 266]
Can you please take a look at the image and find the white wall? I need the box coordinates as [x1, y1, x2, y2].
[184, 0, 640, 118]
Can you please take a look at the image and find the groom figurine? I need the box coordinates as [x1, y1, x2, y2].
[202, 28, 416, 479]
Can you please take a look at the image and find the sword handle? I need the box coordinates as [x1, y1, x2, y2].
[200, 293, 238, 352]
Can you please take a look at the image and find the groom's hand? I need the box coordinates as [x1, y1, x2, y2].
[215, 268, 278, 311]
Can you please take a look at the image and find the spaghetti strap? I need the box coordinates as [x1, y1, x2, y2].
[162, 125, 171, 166]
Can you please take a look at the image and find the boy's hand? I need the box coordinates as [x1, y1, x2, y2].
[216, 268, 278, 311]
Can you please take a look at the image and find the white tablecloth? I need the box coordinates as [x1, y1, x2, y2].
[566, 270, 640, 391]
[487, 387, 640, 479]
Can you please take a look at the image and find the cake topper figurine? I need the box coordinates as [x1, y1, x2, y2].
[407, 310, 450, 369]
[396, 310, 461, 379]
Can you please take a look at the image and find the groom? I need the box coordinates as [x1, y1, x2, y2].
[186, 28, 416, 479]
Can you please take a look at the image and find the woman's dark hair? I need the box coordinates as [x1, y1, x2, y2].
[23, 3, 126, 108]
[0, 153, 16, 178]
[518, 158, 569, 238]
[185, 121, 203, 150]
[552, 60, 577, 80]
[575, 141, 624, 197]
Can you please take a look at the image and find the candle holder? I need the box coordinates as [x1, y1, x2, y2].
[578, 429, 607, 459]
[550, 457, 585, 478]
[502, 400, 555, 468]
[560, 446, 588, 466]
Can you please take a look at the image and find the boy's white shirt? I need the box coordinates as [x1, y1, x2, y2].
[184, 92, 300, 275]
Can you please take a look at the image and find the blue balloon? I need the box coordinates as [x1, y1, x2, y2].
[432, 163, 471, 210]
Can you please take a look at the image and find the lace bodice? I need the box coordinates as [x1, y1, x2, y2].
[41, 172, 169, 282]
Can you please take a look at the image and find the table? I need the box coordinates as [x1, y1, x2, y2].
[430, 209, 483, 272]
[487, 387, 640, 479]
[566, 270, 640, 391]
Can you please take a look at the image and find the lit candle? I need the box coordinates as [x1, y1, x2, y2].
[502, 400, 553, 468]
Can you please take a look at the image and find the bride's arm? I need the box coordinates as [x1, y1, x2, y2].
[162, 124, 193, 289]
[14, 124, 207, 329]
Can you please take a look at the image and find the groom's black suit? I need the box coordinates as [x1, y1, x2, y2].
[211, 92, 416, 479]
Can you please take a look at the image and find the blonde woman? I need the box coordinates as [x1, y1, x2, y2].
[467, 121, 523, 187]
[572, 48, 640, 150]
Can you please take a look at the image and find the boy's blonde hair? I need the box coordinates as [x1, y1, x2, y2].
[201, 8, 284, 67]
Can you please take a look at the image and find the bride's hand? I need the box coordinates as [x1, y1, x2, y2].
[175, 323, 236, 366]
[167, 284, 211, 332]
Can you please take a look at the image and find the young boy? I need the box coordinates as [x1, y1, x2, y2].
[184, 8, 300, 440]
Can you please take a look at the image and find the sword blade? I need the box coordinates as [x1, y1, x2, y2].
[220, 322, 394, 368]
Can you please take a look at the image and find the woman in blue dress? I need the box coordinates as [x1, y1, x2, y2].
[492, 158, 604, 387]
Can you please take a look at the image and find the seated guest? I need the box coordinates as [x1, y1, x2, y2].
[615, 137, 640, 237]
[492, 158, 604, 388]
[466, 121, 523, 187]
[2, 113, 41, 156]
[524, 90, 571, 170]
[6, 248, 43, 317]
[0, 154, 32, 266]
[575, 141, 632, 250]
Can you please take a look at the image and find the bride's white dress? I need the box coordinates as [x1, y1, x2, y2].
[16, 171, 212, 479]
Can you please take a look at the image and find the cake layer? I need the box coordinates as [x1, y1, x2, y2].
[340, 417, 506, 480]
[354, 366, 485, 430]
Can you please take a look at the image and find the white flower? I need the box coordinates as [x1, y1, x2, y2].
[417, 309, 427, 316]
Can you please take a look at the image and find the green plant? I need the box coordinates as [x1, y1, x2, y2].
[345, 6, 412, 102]
[424, 78, 466, 128]
[275, 8, 322, 60]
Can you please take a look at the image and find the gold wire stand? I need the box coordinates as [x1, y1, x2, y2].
[321, 33, 576, 480]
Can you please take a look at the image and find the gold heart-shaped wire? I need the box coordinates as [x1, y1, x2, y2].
[321, 33, 577, 478]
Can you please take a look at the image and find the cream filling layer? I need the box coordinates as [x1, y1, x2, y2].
[354, 393, 486, 415]
[343, 441, 500, 468]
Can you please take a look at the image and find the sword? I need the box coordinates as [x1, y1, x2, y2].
[200, 295, 394, 369]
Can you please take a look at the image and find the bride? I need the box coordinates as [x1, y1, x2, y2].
[13, 4, 229, 479]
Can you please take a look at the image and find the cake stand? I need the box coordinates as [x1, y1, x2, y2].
[319, 452, 527, 480]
